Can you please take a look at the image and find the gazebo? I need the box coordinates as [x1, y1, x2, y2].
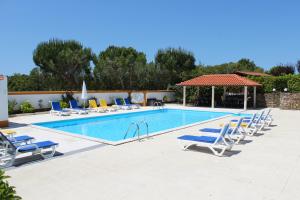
[177, 74, 262, 110]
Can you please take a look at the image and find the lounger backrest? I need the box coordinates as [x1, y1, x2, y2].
[89, 99, 97, 108]
[263, 109, 271, 120]
[69, 100, 78, 109]
[214, 123, 230, 144]
[0, 132, 17, 152]
[115, 98, 124, 106]
[99, 99, 108, 107]
[231, 117, 244, 134]
[124, 98, 130, 105]
[255, 111, 265, 124]
[246, 113, 257, 128]
[51, 101, 62, 111]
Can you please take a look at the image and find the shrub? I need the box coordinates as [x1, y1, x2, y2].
[0, 169, 21, 200]
[59, 100, 69, 109]
[287, 76, 300, 92]
[8, 100, 17, 115]
[249, 75, 300, 93]
[20, 101, 34, 113]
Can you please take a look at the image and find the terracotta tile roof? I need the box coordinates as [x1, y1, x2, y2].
[0, 75, 4, 80]
[177, 74, 261, 86]
[235, 71, 271, 77]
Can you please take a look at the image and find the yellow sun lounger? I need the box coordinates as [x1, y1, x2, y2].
[99, 99, 118, 112]
[88, 99, 106, 113]
[1, 129, 16, 135]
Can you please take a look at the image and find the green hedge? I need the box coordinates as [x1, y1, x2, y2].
[248, 74, 300, 93]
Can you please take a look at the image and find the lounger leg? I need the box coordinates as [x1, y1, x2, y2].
[40, 146, 57, 159]
[209, 146, 225, 157]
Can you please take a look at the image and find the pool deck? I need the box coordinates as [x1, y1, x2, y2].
[4, 105, 300, 200]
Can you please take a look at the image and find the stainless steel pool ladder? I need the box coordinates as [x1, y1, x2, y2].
[124, 121, 149, 141]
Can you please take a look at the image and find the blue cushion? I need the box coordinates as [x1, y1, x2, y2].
[52, 102, 62, 111]
[18, 141, 58, 153]
[178, 135, 217, 143]
[231, 119, 250, 123]
[70, 100, 78, 108]
[115, 98, 123, 105]
[200, 128, 221, 133]
[9, 135, 34, 143]
[124, 98, 130, 105]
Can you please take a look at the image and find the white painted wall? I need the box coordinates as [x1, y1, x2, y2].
[146, 91, 175, 102]
[0, 76, 8, 121]
[8, 91, 175, 110]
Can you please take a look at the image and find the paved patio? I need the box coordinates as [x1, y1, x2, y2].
[5, 106, 300, 200]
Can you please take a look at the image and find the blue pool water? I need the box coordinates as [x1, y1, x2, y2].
[34, 109, 244, 143]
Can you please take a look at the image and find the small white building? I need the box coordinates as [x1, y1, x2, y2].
[0, 75, 8, 127]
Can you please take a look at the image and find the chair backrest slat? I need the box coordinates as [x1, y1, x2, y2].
[214, 123, 230, 144]
[0, 132, 17, 152]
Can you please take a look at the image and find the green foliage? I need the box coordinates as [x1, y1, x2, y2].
[33, 39, 95, 90]
[59, 101, 69, 109]
[200, 58, 263, 74]
[94, 46, 147, 90]
[268, 65, 295, 76]
[248, 75, 300, 93]
[8, 100, 17, 115]
[20, 101, 34, 113]
[155, 48, 196, 87]
[287, 75, 300, 92]
[0, 170, 21, 200]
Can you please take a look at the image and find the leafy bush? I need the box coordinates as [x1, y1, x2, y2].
[20, 101, 34, 113]
[287, 76, 300, 92]
[0, 169, 21, 199]
[8, 100, 17, 115]
[249, 75, 300, 93]
[59, 100, 69, 109]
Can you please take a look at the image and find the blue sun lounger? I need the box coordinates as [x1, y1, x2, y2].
[124, 98, 140, 109]
[50, 101, 71, 116]
[199, 118, 246, 144]
[0, 131, 58, 168]
[69, 100, 88, 114]
[1, 132, 34, 145]
[115, 98, 132, 110]
[177, 123, 234, 156]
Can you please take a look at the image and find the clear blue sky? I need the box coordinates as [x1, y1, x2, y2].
[1, 0, 300, 75]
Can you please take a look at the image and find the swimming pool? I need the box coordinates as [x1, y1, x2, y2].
[34, 109, 240, 145]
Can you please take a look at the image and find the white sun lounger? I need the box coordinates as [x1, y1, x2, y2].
[177, 123, 234, 156]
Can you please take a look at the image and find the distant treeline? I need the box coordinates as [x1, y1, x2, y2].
[7, 39, 300, 92]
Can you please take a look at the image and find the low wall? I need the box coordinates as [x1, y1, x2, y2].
[8, 90, 176, 110]
[256, 92, 300, 110]
[280, 93, 300, 110]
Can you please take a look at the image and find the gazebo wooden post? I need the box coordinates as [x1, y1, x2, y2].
[211, 86, 215, 108]
[244, 86, 248, 110]
[183, 86, 186, 106]
[253, 86, 257, 108]
[223, 86, 226, 101]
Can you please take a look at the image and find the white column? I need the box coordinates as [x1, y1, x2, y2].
[183, 86, 186, 106]
[244, 86, 248, 110]
[0, 76, 8, 127]
[211, 86, 215, 108]
[253, 86, 256, 108]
